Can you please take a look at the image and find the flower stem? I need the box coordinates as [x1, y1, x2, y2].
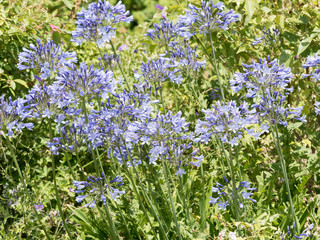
[117, 144, 168, 239]
[6, 138, 52, 240]
[209, 32, 226, 103]
[160, 153, 183, 240]
[109, 40, 130, 91]
[228, 144, 239, 221]
[271, 125, 299, 233]
[48, 120, 73, 239]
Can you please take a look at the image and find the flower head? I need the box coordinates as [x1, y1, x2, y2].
[179, 0, 239, 35]
[145, 18, 192, 45]
[72, 174, 125, 207]
[231, 58, 293, 99]
[18, 39, 77, 79]
[34, 203, 44, 212]
[303, 53, 320, 82]
[252, 28, 280, 46]
[72, 0, 133, 46]
[0, 95, 34, 137]
[56, 62, 117, 99]
[209, 177, 256, 210]
[195, 101, 259, 145]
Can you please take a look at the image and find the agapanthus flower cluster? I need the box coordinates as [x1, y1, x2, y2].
[209, 177, 257, 210]
[251, 90, 306, 126]
[303, 54, 320, 115]
[195, 101, 259, 146]
[71, 174, 125, 208]
[125, 110, 190, 164]
[281, 222, 313, 240]
[170, 143, 203, 177]
[252, 28, 280, 46]
[0, 95, 34, 137]
[24, 82, 68, 119]
[56, 62, 117, 99]
[140, 58, 183, 84]
[302, 53, 320, 82]
[179, 1, 239, 35]
[47, 116, 87, 155]
[18, 39, 77, 79]
[145, 18, 192, 45]
[231, 58, 293, 99]
[167, 40, 206, 75]
[84, 85, 157, 154]
[231, 58, 306, 126]
[98, 53, 119, 70]
[72, 0, 133, 45]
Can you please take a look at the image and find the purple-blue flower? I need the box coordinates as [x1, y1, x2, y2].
[252, 28, 280, 46]
[0, 95, 34, 137]
[303, 54, 320, 82]
[178, 0, 239, 35]
[34, 203, 44, 212]
[209, 177, 256, 210]
[72, 174, 125, 207]
[72, 0, 133, 46]
[194, 101, 259, 145]
[18, 39, 77, 79]
[145, 18, 193, 45]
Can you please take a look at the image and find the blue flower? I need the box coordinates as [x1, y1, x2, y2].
[281, 222, 313, 240]
[232, 58, 305, 127]
[209, 177, 257, 210]
[195, 101, 259, 145]
[18, 39, 77, 79]
[145, 18, 192, 45]
[139, 57, 183, 84]
[178, 0, 239, 35]
[166, 40, 206, 76]
[34, 203, 44, 212]
[252, 28, 280, 46]
[0, 95, 34, 137]
[231, 58, 293, 99]
[72, 174, 125, 207]
[56, 62, 117, 99]
[303, 53, 320, 82]
[72, 0, 133, 46]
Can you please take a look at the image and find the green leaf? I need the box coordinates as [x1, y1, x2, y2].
[279, 49, 293, 67]
[9, 80, 16, 90]
[7, 27, 17, 35]
[245, 0, 259, 24]
[297, 34, 315, 56]
[52, 31, 61, 44]
[14, 79, 28, 88]
[62, 0, 74, 10]
[236, 44, 249, 54]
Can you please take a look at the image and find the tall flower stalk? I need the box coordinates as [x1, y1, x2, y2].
[232, 58, 305, 232]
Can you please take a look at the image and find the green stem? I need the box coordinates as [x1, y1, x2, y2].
[160, 153, 182, 240]
[110, 40, 130, 90]
[48, 121, 73, 239]
[227, 144, 239, 221]
[157, 80, 166, 114]
[209, 32, 226, 103]
[117, 145, 165, 239]
[271, 125, 299, 232]
[64, 151, 76, 180]
[6, 138, 52, 240]
[180, 175, 190, 223]
[216, 138, 239, 220]
[165, 44, 178, 112]
[114, 201, 133, 240]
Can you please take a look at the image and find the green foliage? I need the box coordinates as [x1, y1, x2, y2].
[1, 0, 320, 239]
